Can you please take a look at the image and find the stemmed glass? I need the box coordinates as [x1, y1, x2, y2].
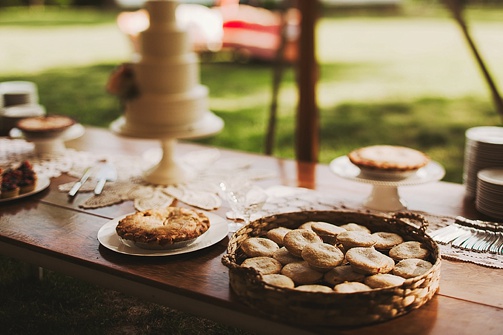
[219, 178, 268, 233]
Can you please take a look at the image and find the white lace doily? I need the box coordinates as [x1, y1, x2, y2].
[1, 138, 501, 269]
[55, 147, 278, 212]
[0, 138, 97, 178]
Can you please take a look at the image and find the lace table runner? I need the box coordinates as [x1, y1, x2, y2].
[1, 138, 501, 269]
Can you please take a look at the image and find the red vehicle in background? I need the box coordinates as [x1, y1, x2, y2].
[218, 2, 299, 62]
[117, 0, 299, 62]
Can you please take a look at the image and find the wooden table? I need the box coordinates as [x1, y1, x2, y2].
[1, 127, 501, 335]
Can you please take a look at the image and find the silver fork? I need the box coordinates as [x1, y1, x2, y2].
[429, 225, 467, 244]
[430, 217, 503, 255]
[455, 216, 503, 255]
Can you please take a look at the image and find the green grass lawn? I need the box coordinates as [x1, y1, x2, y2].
[1, 4, 502, 184]
[1, 3, 503, 334]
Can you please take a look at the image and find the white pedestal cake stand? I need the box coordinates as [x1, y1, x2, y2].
[110, 113, 224, 185]
[330, 156, 445, 212]
[10, 124, 86, 155]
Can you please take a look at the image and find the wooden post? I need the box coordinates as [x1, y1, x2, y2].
[265, 2, 290, 156]
[295, 0, 320, 162]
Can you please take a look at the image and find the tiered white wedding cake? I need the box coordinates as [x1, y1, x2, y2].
[115, 0, 220, 138]
[111, 0, 222, 184]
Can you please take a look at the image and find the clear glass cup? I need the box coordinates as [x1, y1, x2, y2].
[219, 178, 268, 233]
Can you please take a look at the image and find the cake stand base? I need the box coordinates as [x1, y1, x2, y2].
[330, 156, 445, 212]
[9, 124, 86, 155]
[110, 113, 224, 185]
[143, 139, 194, 185]
[33, 140, 66, 155]
[365, 185, 406, 211]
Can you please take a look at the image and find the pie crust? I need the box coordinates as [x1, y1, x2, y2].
[348, 145, 430, 178]
[17, 115, 75, 137]
[116, 207, 210, 249]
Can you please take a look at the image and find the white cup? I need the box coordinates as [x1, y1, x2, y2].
[0, 81, 39, 107]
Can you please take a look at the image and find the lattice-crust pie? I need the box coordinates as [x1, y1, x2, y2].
[116, 207, 210, 249]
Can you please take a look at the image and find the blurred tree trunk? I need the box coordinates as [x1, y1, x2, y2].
[265, 0, 292, 156]
[102, 0, 118, 8]
[295, 0, 320, 162]
[29, 0, 45, 6]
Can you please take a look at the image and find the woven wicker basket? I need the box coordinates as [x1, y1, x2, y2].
[221, 210, 441, 327]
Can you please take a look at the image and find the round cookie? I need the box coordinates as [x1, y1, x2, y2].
[336, 230, 376, 250]
[393, 258, 433, 279]
[301, 243, 344, 270]
[283, 229, 323, 257]
[241, 237, 280, 257]
[295, 284, 334, 293]
[281, 261, 323, 285]
[298, 221, 316, 230]
[323, 265, 366, 286]
[273, 247, 302, 265]
[372, 232, 404, 251]
[339, 223, 371, 234]
[389, 241, 430, 261]
[241, 256, 282, 275]
[262, 274, 295, 289]
[333, 282, 371, 293]
[346, 247, 395, 275]
[364, 273, 406, 288]
[310, 221, 346, 244]
[266, 227, 292, 246]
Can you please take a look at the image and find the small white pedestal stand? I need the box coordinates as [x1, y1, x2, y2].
[330, 156, 445, 212]
[10, 124, 86, 155]
[110, 113, 224, 185]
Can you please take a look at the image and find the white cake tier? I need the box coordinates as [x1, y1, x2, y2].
[125, 84, 208, 129]
[145, 0, 177, 27]
[133, 53, 200, 94]
[140, 29, 191, 58]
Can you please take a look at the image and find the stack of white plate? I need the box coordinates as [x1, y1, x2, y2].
[463, 126, 503, 198]
[476, 168, 503, 220]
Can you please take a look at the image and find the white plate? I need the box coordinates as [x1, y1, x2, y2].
[0, 175, 50, 203]
[466, 126, 503, 144]
[478, 168, 503, 186]
[329, 156, 445, 186]
[97, 212, 228, 256]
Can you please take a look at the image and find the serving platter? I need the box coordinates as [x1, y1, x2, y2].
[330, 156, 445, 186]
[10, 123, 85, 142]
[97, 212, 228, 256]
[0, 175, 50, 203]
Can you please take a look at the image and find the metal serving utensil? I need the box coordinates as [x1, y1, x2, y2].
[68, 167, 93, 197]
[430, 216, 503, 255]
[94, 162, 117, 195]
[429, 225, 467, 244]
